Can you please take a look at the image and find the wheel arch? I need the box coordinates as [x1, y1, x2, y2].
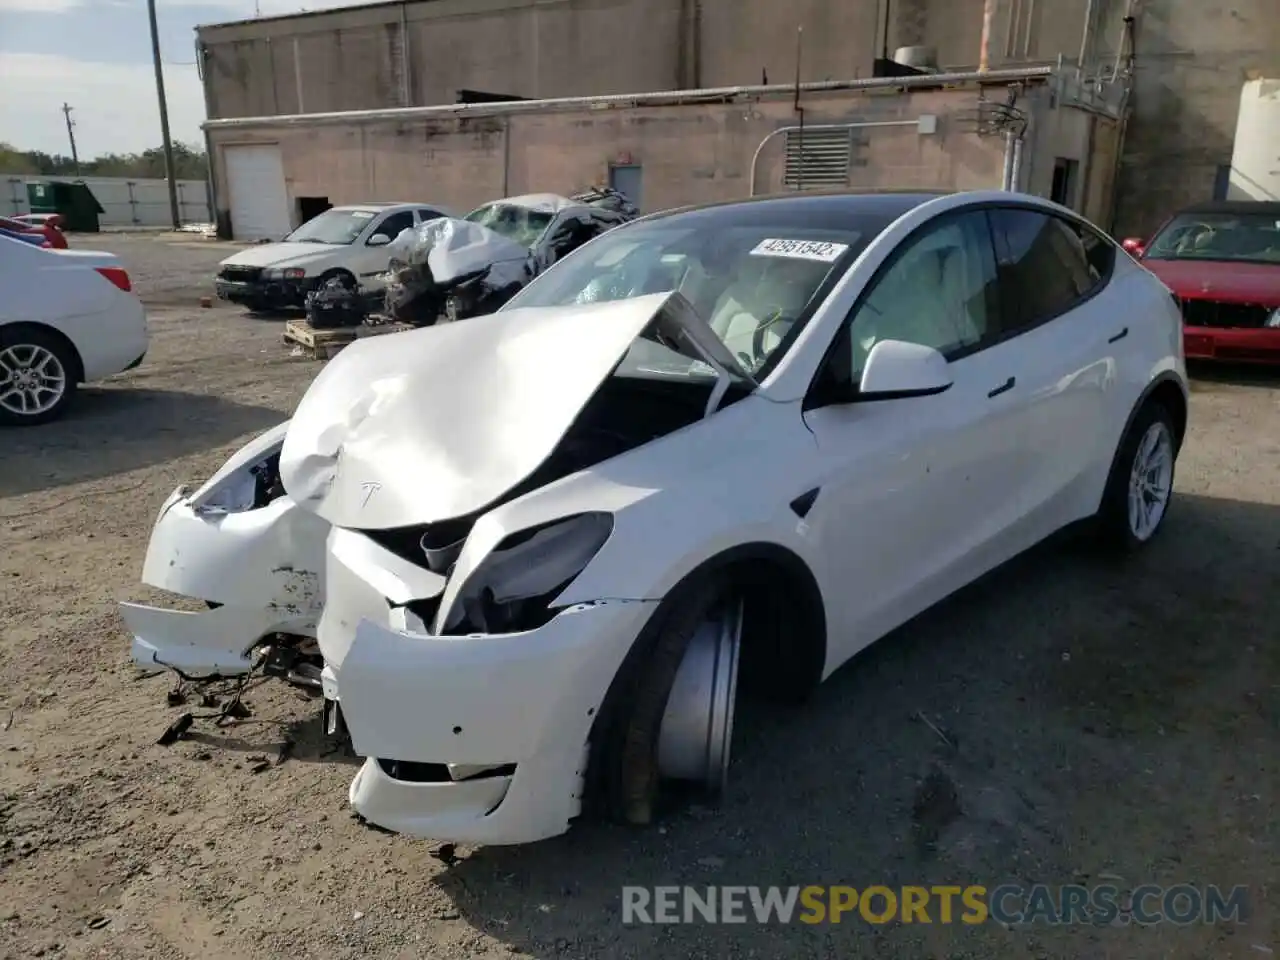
[318, 267, 357, 286]
[580, 539, 827, 818]
[1096, 370, 1187, 512]
[590, 539, 828, 721]
[0, 321, 86, 383]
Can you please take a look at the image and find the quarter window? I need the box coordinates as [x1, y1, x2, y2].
[841, 210, 1001, 380]
[987, 208, 1111, 332]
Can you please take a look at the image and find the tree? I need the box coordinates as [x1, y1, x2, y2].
[0, 142, 209, 180]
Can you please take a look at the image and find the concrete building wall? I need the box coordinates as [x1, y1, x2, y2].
[196, 0, 1140, 121]
[1109, 0, 1280, 237]
[197, 0, 1275, 233]
[206, 81, 1112, 235]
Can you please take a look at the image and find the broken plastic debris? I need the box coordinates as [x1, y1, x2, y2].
[156, 713, 193, 746]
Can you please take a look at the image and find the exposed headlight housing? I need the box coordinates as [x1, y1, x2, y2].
[439, 512, 614, 635]
[188, 422, 290, 514]
[1266, 307, 1280, 329]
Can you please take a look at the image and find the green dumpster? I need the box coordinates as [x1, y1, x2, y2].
[26, 180, 104, 232]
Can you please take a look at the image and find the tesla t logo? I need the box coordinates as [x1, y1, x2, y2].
[360, 481, 382, 508]
[1201, 282, 1213, 292]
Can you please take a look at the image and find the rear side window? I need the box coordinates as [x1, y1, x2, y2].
[988, 208, 1112, 333]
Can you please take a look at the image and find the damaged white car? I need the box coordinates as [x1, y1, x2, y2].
[121, 190, 1188, 845]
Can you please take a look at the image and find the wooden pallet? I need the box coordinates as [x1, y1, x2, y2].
[283, 318, 413, 360]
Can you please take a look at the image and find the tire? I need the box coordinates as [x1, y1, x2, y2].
[0, 326, 78, 426]
[586, 579, 740, 826]
[1093, 400, 1178, 552]
[319, 269, 357, 291]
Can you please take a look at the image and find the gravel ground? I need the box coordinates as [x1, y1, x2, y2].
[0, 233, 1277, 959]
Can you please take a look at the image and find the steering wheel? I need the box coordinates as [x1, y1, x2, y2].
[750, 310, 791, 365]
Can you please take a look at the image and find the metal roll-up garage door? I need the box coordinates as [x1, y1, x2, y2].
[223, 144, 291, 241]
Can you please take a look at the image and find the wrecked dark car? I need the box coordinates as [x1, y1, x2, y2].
[382, 191, 636, 326]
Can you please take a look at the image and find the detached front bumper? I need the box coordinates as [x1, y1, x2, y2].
[119, 485, 330, 676]
[1183, 325, 1280, 364]
[215, 277, 313, 310]
[337, 600, 657, 845]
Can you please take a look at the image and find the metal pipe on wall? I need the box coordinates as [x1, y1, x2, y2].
[1077, 0, 1097, 69]
[1010, 133, 1025, 190]
[1001, 130, 1016, 189]
[978, 0, 997, 72]
[400, 2, 412, 106]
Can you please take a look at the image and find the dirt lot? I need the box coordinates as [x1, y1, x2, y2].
[0, 233, 1277, 959]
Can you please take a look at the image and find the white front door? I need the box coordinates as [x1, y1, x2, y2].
[800, 208, 1033, 665]
[223, 145, 291, 242]
[352, 209, 416, 290]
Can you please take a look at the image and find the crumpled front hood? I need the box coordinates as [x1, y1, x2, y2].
[278, 292, 694, 530]
[222, 242, 337, 270]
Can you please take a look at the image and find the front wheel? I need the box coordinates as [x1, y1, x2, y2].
[587, 581, 743, 826]
[1094, 401, 1178, 551]
[0, 328, 78, 426]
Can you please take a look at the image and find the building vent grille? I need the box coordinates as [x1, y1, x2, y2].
[784, 128, 852, 189]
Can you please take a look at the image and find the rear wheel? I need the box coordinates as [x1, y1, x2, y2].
[0, 327, 78, 426]
[1094, 400, 1177, 551]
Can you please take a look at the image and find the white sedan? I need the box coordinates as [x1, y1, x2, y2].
[1, 234, 148, 425]
[121, 190, 1187, 844]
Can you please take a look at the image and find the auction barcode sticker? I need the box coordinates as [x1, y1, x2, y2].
[749, 238, 849, 262]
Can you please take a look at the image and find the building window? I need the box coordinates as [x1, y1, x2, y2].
[784, 128, 852, 189]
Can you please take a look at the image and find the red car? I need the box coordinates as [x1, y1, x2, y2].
[0, 214, 68, 249]
[1123, 201, 1280, 365]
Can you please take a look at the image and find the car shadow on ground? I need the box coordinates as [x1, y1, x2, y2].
[417, 492, 1277, 957]
[0, 386, 283, 498]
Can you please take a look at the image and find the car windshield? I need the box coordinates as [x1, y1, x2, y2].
[503, 215, 870, 377]
[1145, 212, 1280, 264]
[284, 209, 378, 244]
[464, 202, 556, 248]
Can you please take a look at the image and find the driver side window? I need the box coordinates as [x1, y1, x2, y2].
[369, 211, 414, 246]
[839, 210, 1000, 383]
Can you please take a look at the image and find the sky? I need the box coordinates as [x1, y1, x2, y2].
[0, 0, 389, 157]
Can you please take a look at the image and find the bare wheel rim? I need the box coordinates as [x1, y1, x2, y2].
[0, 343, 67, 417]
[656, 597, 743, 795]
[1127, 420, 1174, 541]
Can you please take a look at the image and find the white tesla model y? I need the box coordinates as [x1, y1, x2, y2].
[121, 190, 1188, 844]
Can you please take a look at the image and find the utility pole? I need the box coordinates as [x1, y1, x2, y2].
[61, 103, 81, 176]
[147, 0, 182, 229]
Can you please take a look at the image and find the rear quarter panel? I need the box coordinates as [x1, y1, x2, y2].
[1, 247, 148, 381]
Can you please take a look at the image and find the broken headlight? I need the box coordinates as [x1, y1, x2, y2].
[189, 421, 290, 514]
[441, 512, 613, 635]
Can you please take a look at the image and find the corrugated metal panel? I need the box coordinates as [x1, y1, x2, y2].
[784, 128, 852, 189]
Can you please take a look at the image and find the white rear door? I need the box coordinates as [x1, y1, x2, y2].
[224, 145, 291, 242]
[985, 206, 1122, 533]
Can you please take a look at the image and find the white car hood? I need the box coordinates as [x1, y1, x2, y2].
[221, 242, 339, 269]
[278, 290, 754, 530]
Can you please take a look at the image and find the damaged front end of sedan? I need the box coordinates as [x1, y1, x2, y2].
[122, 289, 762, 843]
